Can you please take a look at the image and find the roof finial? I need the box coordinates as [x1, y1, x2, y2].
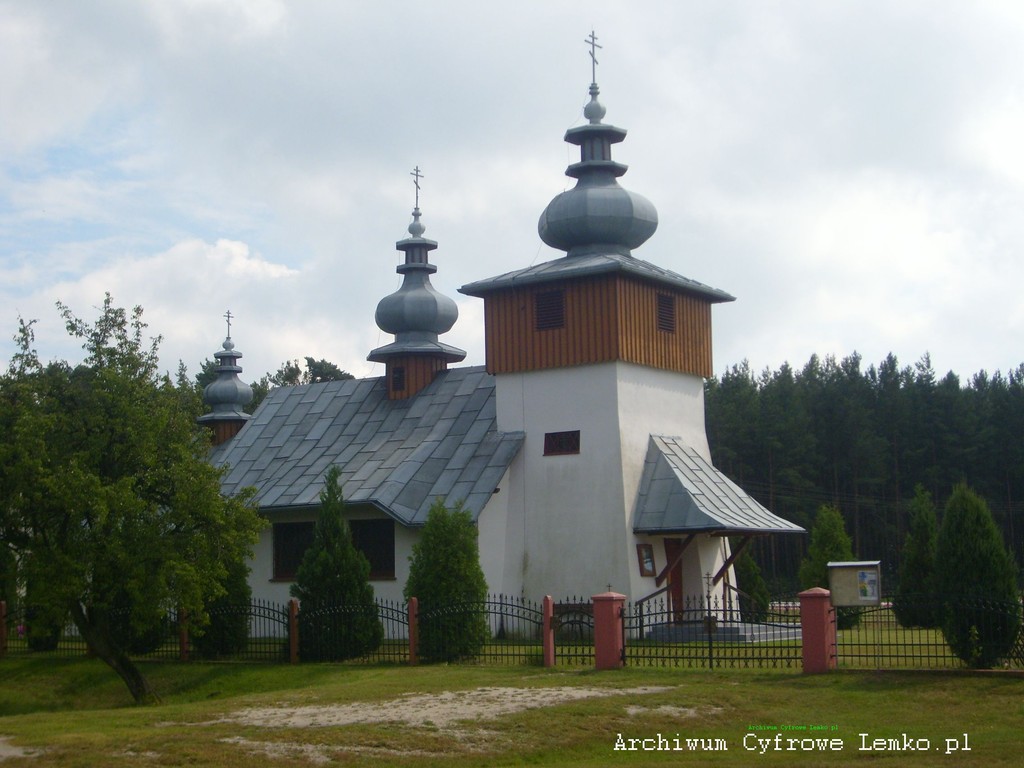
[585, 29, 602, 85]
[583, 30, 607, 124]
[408, 166, 426, 237]
[223, 309, 233, 339]
[410, 165, 424, 209]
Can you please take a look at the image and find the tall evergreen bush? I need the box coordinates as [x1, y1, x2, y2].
[405, 498, 489, 662]
[799, 504, 860, 629]
[733, 546, 771, 622]
[935, 484, 1020, 668]
[893, 485, 940, 628]
[291, 466, 383, 661]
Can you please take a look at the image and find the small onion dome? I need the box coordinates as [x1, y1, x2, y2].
[538, 82, 658, 257]
[369, 207, 466, 364]
[198, 337, 253, 421]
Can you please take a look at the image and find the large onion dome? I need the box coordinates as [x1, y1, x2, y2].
[538, 81, 658, 257]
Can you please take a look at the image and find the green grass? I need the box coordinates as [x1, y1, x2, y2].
[0, 657, 1022, 766]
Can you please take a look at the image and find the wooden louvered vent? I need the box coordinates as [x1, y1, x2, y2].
[534, 290, 565, 330]
[656, 293, 675, 333]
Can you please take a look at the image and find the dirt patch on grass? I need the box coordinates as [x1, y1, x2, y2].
[0, 737, 42, 762]
[217, 686, 683, 762]
[222, 685, 673, 729]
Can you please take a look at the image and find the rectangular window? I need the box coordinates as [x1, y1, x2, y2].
[544, 430, 581, 456]
[535, 289, 565, 330]
[350, 519, 396, 579]
[273, 521, 315, 580]
[273, 519, 396, 581]
[657, 293, 676, 332]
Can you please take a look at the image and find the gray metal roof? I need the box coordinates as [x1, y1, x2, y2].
[458, 251, 735, 304]
[633, 435, 805, 535]
[212, 366, 523, 526]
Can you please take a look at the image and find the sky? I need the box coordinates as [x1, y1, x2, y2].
[3, 0, 1024, 386]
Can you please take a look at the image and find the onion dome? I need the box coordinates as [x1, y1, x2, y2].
[538, 79, 658, 257]
[199, 335, 253, 421]
[368, 202, 466, 365]
[198, 313, 253, 445]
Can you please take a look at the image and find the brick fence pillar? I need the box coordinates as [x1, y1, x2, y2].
[592, 592, 626, 670]
[799, 588, 836, 673]
[542, 595, 555, 668]
[408, 597, 419, 666]
[288, 599, 300, 664]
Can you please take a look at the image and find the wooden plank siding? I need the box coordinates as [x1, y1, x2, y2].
[385, 356, 447, 400]
[482, 274, 714, 377]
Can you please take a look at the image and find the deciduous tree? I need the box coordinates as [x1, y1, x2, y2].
[0, 296, 262, 703]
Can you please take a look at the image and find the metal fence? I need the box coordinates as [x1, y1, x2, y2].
[550, 597, 595, 666]
[300, 599, 409, 664]
[417, 594, 546, 665]
[6, 593, 1023, 672]
[624, 594, 803, 669]
[1, 605, 183, 660]
[836, 595, 1024, 670]
[192, 599, 290, 662]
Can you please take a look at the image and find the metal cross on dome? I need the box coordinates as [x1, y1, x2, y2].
[223, 309, 233, 339]
[410, 165, 424, 208]
[585, 29, 602, 83]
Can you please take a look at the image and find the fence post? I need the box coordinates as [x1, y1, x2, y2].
[799, 588, 836, 673]
[178, 609, 189, 662]
[288, 599, 300, 664]
[592, 592, 626, 670]
[542, 595, 555, 668]
[0, 601, 6, 659]
[408, 597, 419, 666]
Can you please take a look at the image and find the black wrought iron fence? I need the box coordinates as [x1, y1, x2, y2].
[298, 599, 408, 664]
[417, 594, 545, 665]
[836, 595, 1024, 670]
[550, 596, 594, 666]
[3, 605, 88, 657]
[192, 599, 289, 662]
[624, 594, 802, 669]
[1, 605, 183, 659]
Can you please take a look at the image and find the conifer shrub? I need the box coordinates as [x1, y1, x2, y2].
[893, 485, 940, 628]
[733, 546, 771, 622]
[291, 466, 383, 661]
[193, 557, 252, 659]
[799, 504, 860, 630]
[405, 498, 489, 662]
[935, 484, 1021, 668]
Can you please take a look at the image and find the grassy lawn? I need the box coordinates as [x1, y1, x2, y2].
[0, 657, 1021, 766]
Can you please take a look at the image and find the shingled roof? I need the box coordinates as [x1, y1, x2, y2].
[459, 252, 735, 303]
[212, 366, 524, 526]
[633, 435, 805, 535]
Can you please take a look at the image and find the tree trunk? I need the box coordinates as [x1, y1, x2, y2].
[68, 601, 160, 705]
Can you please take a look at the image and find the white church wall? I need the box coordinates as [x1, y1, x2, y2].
[496, 363, 630, 599]
[476, 466, 520, 597]
[246, 508, 418, 607]
[495, 360, 724, 603]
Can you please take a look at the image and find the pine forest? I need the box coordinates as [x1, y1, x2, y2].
[704, 351, 1024, 591]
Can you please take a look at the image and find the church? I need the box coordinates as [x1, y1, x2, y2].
[200, 49, 803, 612]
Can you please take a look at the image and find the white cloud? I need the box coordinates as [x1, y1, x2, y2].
[4, 0, 1024, 386]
